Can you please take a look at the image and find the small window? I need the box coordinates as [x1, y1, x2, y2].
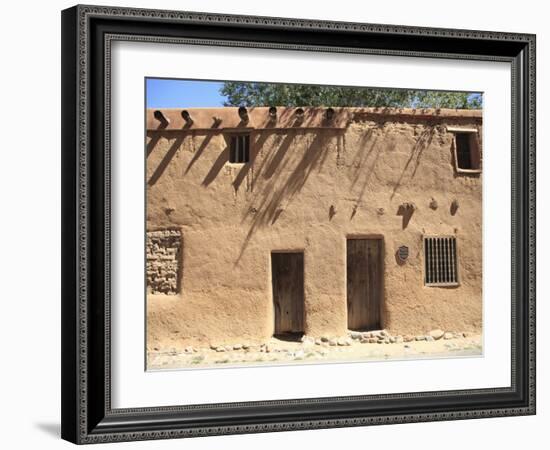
[229, 134, 250, 163]
[452, 131, 481, 173]
[424, 236, 459, 286]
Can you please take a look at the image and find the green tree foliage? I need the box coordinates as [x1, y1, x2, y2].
[220, 82, 482, 109]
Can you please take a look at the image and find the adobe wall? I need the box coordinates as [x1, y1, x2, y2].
[145, 107, 482, 349]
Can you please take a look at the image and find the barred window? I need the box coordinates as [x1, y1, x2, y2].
[229, 134, 250, 163]
[424, 236, 459, 286]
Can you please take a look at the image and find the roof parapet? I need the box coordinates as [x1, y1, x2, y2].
[146, 106, 482, 131]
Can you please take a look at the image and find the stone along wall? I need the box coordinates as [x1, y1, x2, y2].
[146, 229, 182, 295]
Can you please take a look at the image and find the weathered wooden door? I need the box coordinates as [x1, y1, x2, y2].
[347, 238, 383, 330]
[272, 252, 304, 335]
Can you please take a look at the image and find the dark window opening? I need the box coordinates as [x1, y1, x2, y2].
[424, 236, 459, 286]
[229, 134, 250, 163]
[454, 132, 481, 172]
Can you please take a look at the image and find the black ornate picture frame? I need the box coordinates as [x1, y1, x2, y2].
[61, 4, 536, 444]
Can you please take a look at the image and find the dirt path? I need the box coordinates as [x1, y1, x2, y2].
[148, 333, 482, 370]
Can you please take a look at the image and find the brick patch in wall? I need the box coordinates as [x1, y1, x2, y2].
[146, 229, 182, 295]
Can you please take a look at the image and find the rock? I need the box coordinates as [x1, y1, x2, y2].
[384, 338, 390, 344]
[321, 336, 330, 343]
[415, 335, 426, 341]
[389, 336, 396, 343]
[443, 332, 454, 340]
[242, 344, 250, 350]
[224, 345, 233, 352]
[216, 347, 225, 352]
[395, 336, 404, 344]
[426, 336, 434, 342]
[328, 338, 337, 346]
[429, 329, 445, 340]
[210, 344, 218, 350]
[404, 335, 414, 342]
[368, 338, 378, 344]
[233, 344, 242, 350]
[301, 335, 314, 344]
[349, 331, 362, 340]
[337, 338, 347, 346]
[315, 338, 322, 345]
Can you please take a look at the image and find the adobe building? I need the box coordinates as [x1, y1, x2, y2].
[145, 106, 482, 349]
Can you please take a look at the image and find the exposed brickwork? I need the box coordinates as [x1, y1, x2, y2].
[146, 229, 182, 295]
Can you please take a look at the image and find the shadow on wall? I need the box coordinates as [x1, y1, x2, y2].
[346, 122, 434, 216]
[232, 131, 270, 191]
[147, 131, 221, 186]
[147, 132, 186, 186]
[396, 203, 415, 229]
[145, 120, 437, 264]
[145, 125, 336, 257]
[235, 128, 337, 263]
[390, 125, 435, 200]
[185, 133, 215, 175]
[348, 125, 382, 212]
[202, 146, 229, 187]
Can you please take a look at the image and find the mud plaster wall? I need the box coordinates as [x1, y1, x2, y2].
[146, 110, 482, 349]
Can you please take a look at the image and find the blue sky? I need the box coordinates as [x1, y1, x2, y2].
[146, 78, 482, 108]
[146, 79, 226, 108]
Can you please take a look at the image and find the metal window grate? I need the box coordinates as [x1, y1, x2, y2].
[424, 236, 458, 286]
[229, 134, 250, 163]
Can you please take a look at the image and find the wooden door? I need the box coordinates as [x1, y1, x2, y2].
[347, 238, 383, 330]
[272, 252, 304, 335]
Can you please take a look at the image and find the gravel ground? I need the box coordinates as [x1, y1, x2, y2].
[147, 333, 482, 371]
